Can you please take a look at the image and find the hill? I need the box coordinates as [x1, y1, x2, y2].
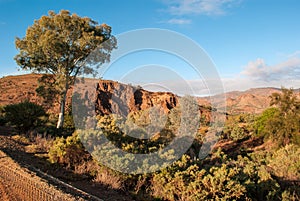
[198, 87, 279, 114]
[0, 74, 211, 120]
[0, 73, 298, 115]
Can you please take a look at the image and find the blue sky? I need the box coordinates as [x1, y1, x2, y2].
[0, 0, 300, 93]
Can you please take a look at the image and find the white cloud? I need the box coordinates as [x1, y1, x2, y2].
[288, 50, 300, 58]
[142, 53, 300, 95]
[139, 76, 300, 96]
[162, 0, 241, 16]
[242, 56, 300, 82]
[165, 18, 192, 24]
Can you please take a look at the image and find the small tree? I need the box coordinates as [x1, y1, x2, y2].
[269, 88, 300, 146]
[4, 101, 47, 134]
[256, 88, 300, 147]
[254, 107, 279, 137]
[15, 10, 117, 128]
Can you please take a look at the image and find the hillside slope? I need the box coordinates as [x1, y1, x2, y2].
[1, 74, 298, 115]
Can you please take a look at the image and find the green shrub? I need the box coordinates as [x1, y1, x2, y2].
[48, 131, 90, 169]
[150, 151, 287, 201]
[230, 125, 247, 141]
[235, 155, 281, 201]
[4, 100, 47, 134]
[222, 114, 254, 141]
[266, 144, 300, 181]
[38, 113, 75, 137]
[253, 107, 279, 138]
[61, 113, 75, 135]
[255, 88, 300, 147]
[151, 155, 248, 201]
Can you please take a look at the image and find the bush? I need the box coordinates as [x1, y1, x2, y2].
[230, 125, 247, 141]
[150, 151, 287, 201]
[4, 101, 47, 134]
[255, 88, 300, 147]
[151, 155, 248, 201]
[266, 144, 300, 181]
[48, 131, 91, 169]
[253, 107, 279, 138]
[93, 166, 124, 190]
[221, 114, 255, 141]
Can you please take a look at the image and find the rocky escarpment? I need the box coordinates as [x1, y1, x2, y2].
[1, 74, 290, 116]
[0, 74, 179, 116]
[95, 80, 178, 116]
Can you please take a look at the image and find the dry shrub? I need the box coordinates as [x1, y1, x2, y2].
[93, 167, 124, 190]
[74, 160, 97, 175]
[24, 134, 54, 154]
[33, 134, 54, 152]
[12, 135, 31, 144]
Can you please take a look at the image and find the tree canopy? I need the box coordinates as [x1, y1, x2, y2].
[255, 88, 300, 147]
[15, 10, 117, 128]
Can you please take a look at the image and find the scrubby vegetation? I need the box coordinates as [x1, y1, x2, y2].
[3, 100, 47, 135]
[1, 87, 299, 200]
[255, 88, 300, 147]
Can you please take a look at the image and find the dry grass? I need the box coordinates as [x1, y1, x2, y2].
[25, 133, 54, 154]
[12, 135, 31, 144]
[34, 134, 54, 151]
[74, 161, 97, 175]
[93, 167, 124, 190]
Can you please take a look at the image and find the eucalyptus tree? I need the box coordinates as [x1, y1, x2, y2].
[15, 10, 117, 128]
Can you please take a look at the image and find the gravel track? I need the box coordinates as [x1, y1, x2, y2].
[0, 126, 135, 201]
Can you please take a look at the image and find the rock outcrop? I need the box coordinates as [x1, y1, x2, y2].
[1, 74, 296, 116]
[95, 80, 178, 116]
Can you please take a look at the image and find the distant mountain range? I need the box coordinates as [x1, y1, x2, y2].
[197, 87, 293, 114]
[0, 74, 298, 115]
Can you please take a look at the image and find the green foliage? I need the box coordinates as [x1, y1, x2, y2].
[35, 74, 61, 108]
[255, 88, 300, 147]
[253, 107, 279, 137]
[266, 144, 300, 181]
[15, 10, 116, 77]
[151, 155, 248, 201]
[43, 87, 300, 200]
[230, 125, 246, 141]
[77, 96, 201, 173]
[150, 151, 288, 201]
[62, 114, 75, 131]
[234, 155, 281, 201]
[48, 131, 90, 169]
[222, 114, 255, 141]
[4, 101, 47, 134]
[15, 10, 117, 128]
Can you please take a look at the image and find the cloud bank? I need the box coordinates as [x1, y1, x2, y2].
[142, 52, 300, 95]
[242, 56, 300, 82]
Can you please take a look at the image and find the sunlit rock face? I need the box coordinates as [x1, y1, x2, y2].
[95, 80, 178, 116]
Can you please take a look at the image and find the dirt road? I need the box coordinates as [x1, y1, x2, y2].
[0, 181, 12, 201]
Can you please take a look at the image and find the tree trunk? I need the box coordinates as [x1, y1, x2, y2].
[56, 80, 69, 129]
[56, 92, 66, 129]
